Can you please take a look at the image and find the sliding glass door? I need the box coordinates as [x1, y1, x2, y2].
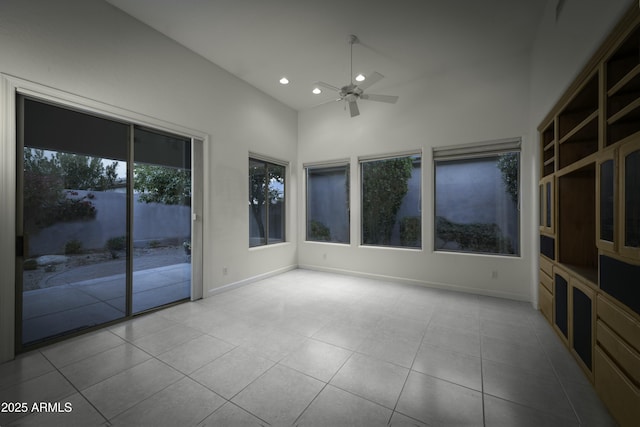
[132, 127, 192, 313]
[17, 96, 195, 348]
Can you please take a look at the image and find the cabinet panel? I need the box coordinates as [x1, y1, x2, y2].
[600, 255, 640, 317]
[571, 280, 594, 373]
[540, 255, 553, 277]
[539, 176, 555, 235]
[596, 151, 616, 251]
[554, 268, 569, 340]
[539, 284, 553, 324]
[619, 137, 640, 258]
[540, 270, 553, 293]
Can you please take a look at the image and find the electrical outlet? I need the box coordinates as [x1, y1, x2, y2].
[223, 267, 228, 276]
[491, 270, 498, 279]
[322, 253, 327, 260]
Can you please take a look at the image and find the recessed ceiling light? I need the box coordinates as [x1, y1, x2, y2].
[279, 77, 289, 85]
[355, 74, 366, 82]
[312, 87, 322, 95]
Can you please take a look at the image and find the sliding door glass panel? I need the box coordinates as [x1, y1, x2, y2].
[20, 97, 129, 346]
[132, 127, 191, 313]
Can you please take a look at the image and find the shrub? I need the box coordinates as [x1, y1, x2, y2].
[308, 220, 331, 241]
[23, 259, 38, 271]
[436, 216, 513, 254]
[64, 239, 83, 254]
[400, 216, 421, 247]
[106, 236, 126, 251]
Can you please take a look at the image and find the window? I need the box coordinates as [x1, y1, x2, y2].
[434, 139, 521, 256]
[306, 163, 350, 243]
[249, 157, 285, 247]
[361, 154, 421, 248]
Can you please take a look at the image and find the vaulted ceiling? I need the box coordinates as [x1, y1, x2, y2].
[106, 0, 548, 111]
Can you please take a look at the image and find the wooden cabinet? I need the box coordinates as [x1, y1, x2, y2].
[538, 5, 640, 426]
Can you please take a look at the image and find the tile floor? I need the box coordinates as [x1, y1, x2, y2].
[0, 269, 616, 426]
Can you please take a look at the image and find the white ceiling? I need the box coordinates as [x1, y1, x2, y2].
[106, 0, 548, 111]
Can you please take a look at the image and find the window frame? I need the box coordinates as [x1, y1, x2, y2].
[304, 160, 351, 244]
[433, 138, 521, 257]
[359, 151, 422, 249]
[248, 155, 287, 247]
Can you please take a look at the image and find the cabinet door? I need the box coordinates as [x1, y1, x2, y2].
[554, 267, 570, 342]
[597, 150, 616, 252]
[571, 278, 595, 377]
[539, 176, 555, 234]
[619, 138, 640, 259]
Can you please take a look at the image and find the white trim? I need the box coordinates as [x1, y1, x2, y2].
[0, 76, 17, 363]
[298, 264, 530, 302]
[206, 264, 297, 297]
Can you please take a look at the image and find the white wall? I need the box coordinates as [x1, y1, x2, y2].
[0, 0, 297, 362]
[298, 51, 536, 301]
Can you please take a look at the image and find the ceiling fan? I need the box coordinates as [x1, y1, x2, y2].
[314, 35, 399, 118]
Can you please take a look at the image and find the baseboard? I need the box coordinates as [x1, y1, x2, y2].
[206, 264, 298, 297]
[298, 264, 531, 302]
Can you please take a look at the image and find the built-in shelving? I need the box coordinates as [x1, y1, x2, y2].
[538, 6, 640, 426]
[558, 74, 599, 169]
[606, 25, 640, 147]
[541, 121, 556, 177]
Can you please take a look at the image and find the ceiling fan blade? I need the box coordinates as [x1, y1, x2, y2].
[360, 94, 399, 104]
[314, 81, 340, 92]
[348, 100, 360, 117]
[357, 72, 384, 90]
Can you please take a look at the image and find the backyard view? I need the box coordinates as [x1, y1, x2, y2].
[21, 145, 191, 344]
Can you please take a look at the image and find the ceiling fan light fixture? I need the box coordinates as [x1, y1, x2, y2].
[312, 87, 322, 95]
[279, 77, 289, 85]
[355, 74, 365, 82]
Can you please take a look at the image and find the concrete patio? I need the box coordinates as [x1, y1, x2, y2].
[22, 263, 191, 344]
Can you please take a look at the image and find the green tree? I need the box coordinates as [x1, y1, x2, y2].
[134, 164, 191, 205]
[55, 153, 118, 190]
[497, 153, 519, 204]
[23, 148, 64, 231]
[249, 162, 284, 242]
[23, 149, 117, 232]
[362, 157, 414, 245]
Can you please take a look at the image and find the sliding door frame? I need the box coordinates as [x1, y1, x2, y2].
[2, 74, 207, 356]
